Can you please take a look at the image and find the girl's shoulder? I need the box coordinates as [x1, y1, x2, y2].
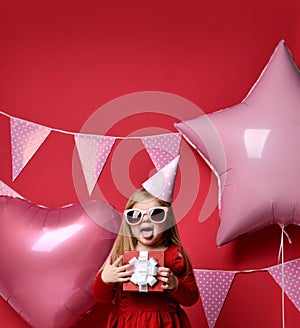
[165, 243, 183, 254]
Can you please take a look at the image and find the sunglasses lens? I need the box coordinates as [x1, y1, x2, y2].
[126, 210, 142, 225]
[149, 208, 166, 223]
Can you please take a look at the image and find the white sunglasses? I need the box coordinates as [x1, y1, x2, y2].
[124, 206, 168, 226]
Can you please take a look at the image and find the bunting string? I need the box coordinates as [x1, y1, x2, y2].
[277, 228, 293, 328]
[0, 111, 181, 194]
[280, 228, 286, 328]
[0, 110, 179, 139]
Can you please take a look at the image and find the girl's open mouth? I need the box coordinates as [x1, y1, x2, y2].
[141, 228, 154, 239]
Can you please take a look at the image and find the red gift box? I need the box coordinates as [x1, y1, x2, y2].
[123, 250, 164, 292]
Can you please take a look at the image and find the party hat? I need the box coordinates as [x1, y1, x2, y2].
[142, 155, 180, 203]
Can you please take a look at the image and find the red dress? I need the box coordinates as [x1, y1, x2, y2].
[92, 244, 199, 328]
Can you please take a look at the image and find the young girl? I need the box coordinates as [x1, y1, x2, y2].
[92, 188, 199, 328]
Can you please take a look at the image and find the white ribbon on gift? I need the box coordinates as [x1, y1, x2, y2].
[129, 251, 158, 292]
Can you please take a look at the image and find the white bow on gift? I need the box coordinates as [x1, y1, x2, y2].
[128, 251, 158, 292]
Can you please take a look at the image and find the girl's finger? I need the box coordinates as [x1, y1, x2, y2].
[161, 284, 169, 290]
[158, 267, 171, 273]
[115, 262, 134, 273]
[121, 262, 135, 271]
[157, 276, 169, 283]
[118, 270, 134, 278]
[157, 270, 171, 277]
[112, 255, 123, 267]
[107, 255, 112, 265]
[119, 276, 132, 283]
[158, 266, 167, 271]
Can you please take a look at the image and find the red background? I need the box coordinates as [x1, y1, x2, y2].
[1, 1, 300, 327]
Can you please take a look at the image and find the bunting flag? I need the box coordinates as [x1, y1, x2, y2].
[0, 181, 24, 199]
[74, 134, 115, 195]
[268, 259, 300, 311]
[194, 269, 236, 328]
[10, 118, 51, 181]
[3, 113, 184, 183]
[141, 133, 181, 170]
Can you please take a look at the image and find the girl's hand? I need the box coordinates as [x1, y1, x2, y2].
[157, 267, 178, 290]
[101, 255, 134, 284]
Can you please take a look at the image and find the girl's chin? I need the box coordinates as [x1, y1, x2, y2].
[138, 236, 155, 245]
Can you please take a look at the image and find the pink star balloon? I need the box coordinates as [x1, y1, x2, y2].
[0, 196, 120, 328]
[175, 40, 300, 246]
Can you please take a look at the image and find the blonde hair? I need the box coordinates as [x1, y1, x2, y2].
[104, 188, 182, 266]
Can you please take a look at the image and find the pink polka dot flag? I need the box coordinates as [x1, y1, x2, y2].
[0, 180, 24, 199]
[75, 134, 115, 195]
[268, 259, 300, 311]
[194, 269, 236, 328]
[141, 133, 181, 170]
[10, 118, 51, 181]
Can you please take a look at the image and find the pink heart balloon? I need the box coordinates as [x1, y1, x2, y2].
[0, 196, 120, 328]
[175, 40, 300, 246]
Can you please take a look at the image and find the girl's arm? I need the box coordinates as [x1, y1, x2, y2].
[158, 247, 200, 307]
[92, 271, 115, 303]
[168, 266, 199, 307]
[92, 255, 134, 303]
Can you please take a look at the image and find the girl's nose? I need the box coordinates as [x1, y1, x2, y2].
[141, 213, 150, 222]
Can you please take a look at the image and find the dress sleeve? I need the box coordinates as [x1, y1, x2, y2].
[168, 247, 200, 307]
[92, 271, 116, 303]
